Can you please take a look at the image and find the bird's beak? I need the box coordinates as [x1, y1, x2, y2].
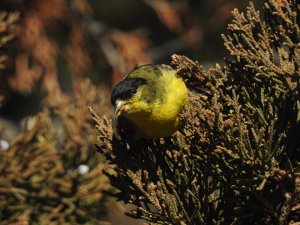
[114, 100, 126, 117]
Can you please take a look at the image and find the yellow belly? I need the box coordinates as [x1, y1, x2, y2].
[132, 115, 181, 138]
[124, 71, 188, 138]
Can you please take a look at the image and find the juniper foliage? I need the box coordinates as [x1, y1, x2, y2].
[93, 0, 300, 224]
[0, 81, 112, 225]
[0, 11, 19, 70]
[0, 11, 19, 100]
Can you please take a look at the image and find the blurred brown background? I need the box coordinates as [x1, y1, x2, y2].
[0, 0, 263, 120]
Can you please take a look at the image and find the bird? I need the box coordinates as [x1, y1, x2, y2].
[111, 64, 189, 139]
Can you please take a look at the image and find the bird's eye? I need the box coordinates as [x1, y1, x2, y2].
[118, 89, 137, 100]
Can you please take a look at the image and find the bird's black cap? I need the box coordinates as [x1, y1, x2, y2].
[111, 77, 147, 105]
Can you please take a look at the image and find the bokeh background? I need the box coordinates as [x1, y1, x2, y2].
[0, 0, 263, 121]
[0, 0, 262, 224]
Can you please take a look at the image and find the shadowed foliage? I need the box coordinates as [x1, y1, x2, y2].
[0, 81, 112, 225]
[93, 0, 300, 224]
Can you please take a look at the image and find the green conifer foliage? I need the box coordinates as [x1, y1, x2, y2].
[0, 11, 19, 100]
[0, 11, 19, 70]
[93, 0, 300, 224]
[0, 81, 112, 225]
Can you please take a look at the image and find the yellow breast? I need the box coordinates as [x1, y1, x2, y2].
[125, 69, 188, 138]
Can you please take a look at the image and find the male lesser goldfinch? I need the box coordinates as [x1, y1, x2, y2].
[111, 64, 188, 138]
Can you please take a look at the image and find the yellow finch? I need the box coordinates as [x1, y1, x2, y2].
[111, 64, 188, 138]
